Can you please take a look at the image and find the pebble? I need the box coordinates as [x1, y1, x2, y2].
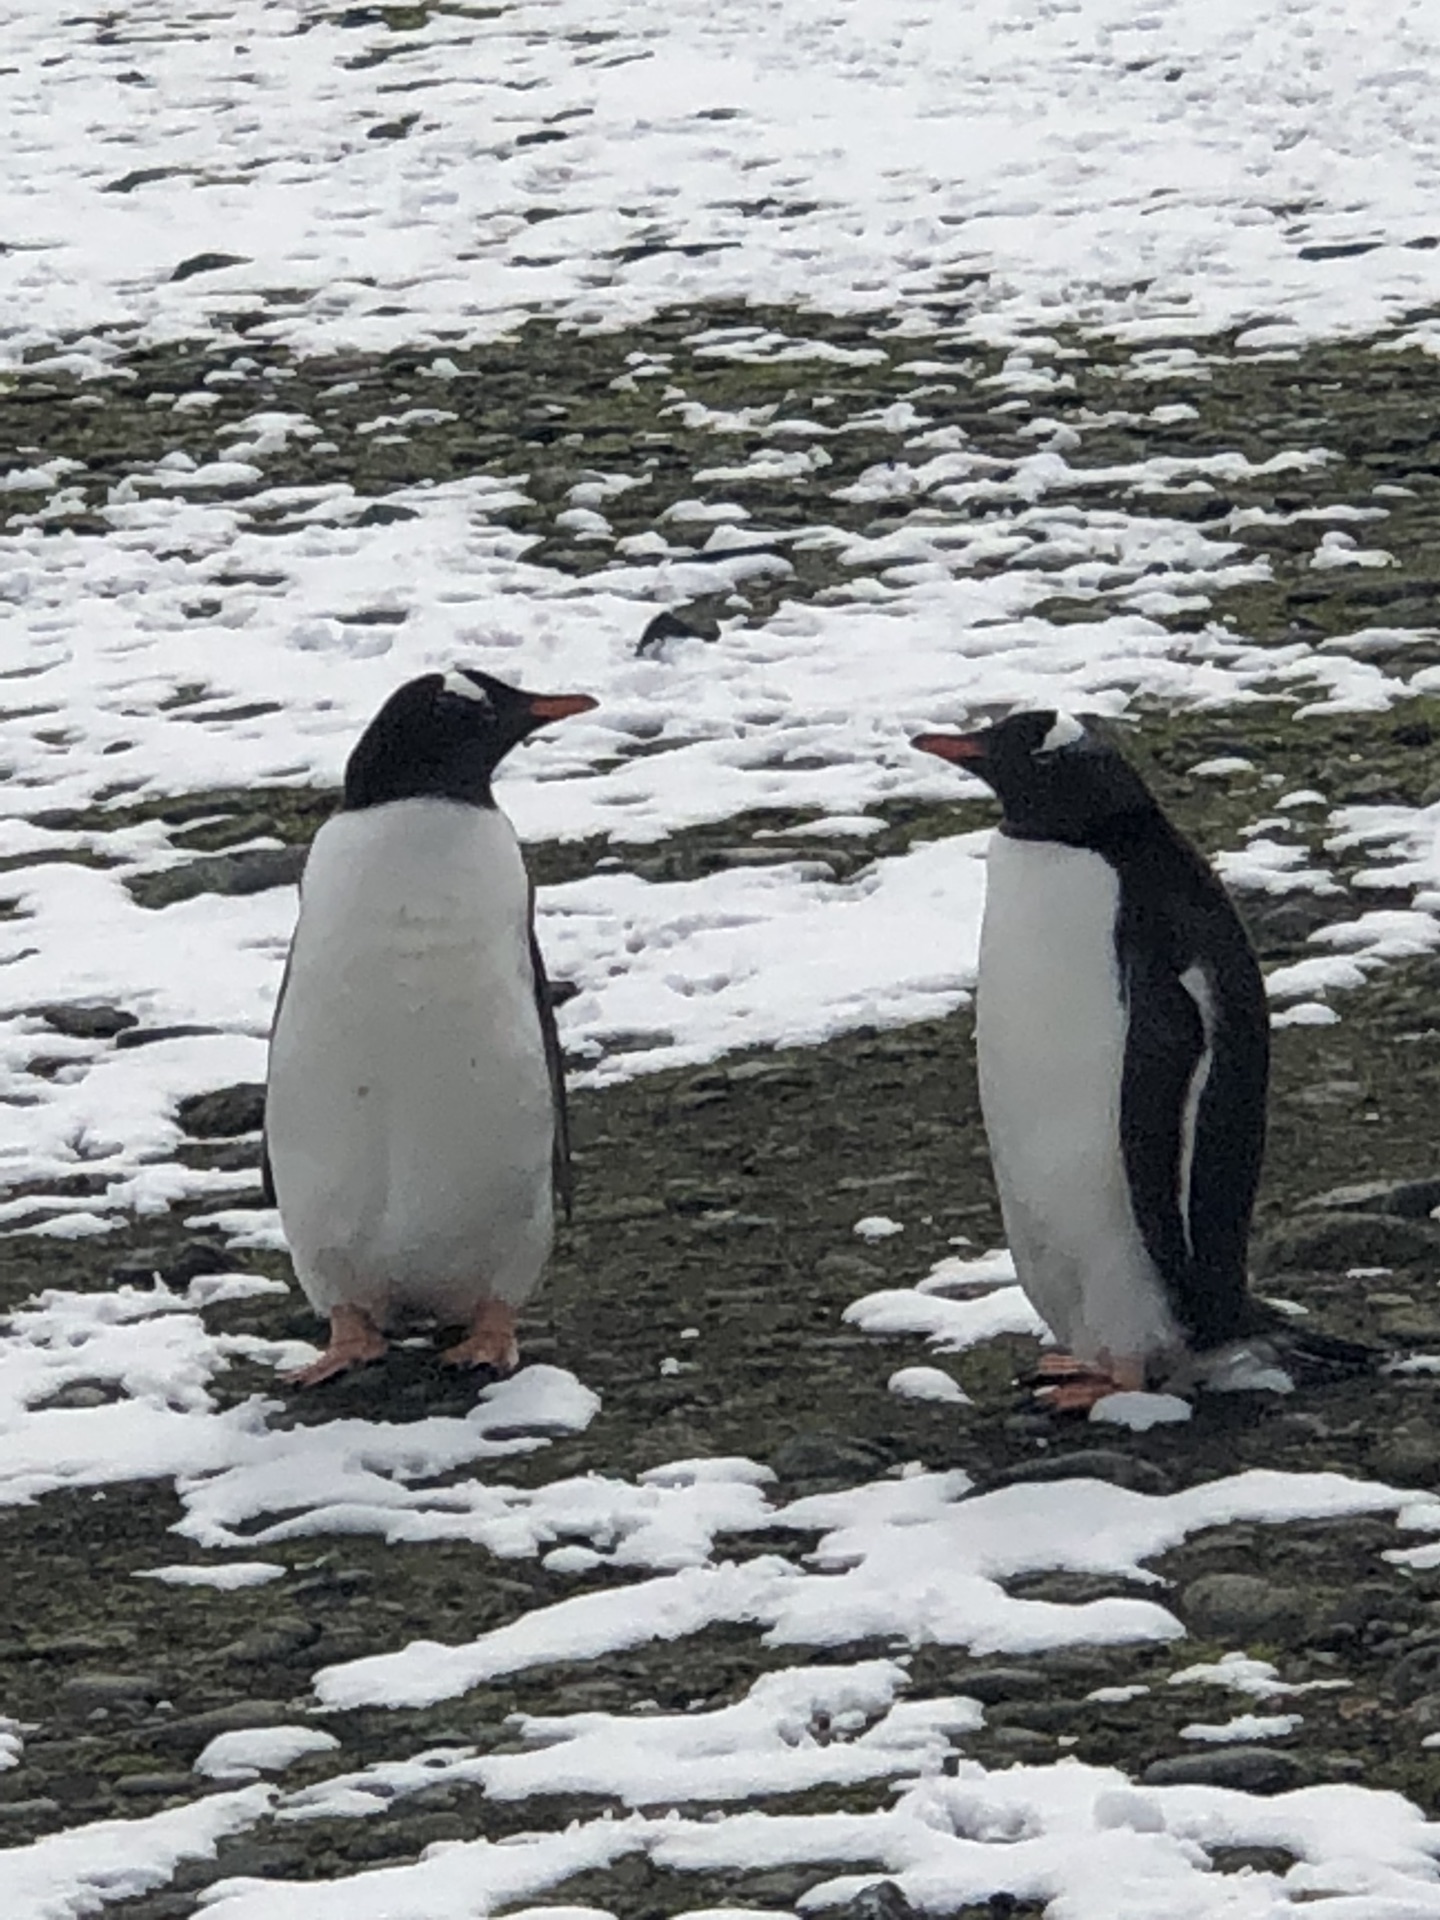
[1255, 1211, 1440, 1276]
[959, 1667, 1048, 1704]
[814, 1251, 885, 1284]
[0, 1798, 61, 1821]
[1140, 1746, 1308, 1793]
[769, 1429, 889, 1489]
[154, 1700, 292, 1743]
[60, 1674, 164, 1713]
[176, 1084, 266, 1140]
[831, 1883, 918, 1919]
[1180, 1573, 1307, 1640]
[36, 1002, 137, 1040]
[990, 1449, 1172, 1496]
[1383, 1638, 1440, 1703]
[1302, 1177, 1440, 1220]
[126, 844, 304, 908]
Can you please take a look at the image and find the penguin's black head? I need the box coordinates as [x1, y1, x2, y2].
[342, 668, 598, 811]
[912, 709, 1157, 845]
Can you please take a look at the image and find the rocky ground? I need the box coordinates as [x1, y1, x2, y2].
[6, 308, 1440, 1915]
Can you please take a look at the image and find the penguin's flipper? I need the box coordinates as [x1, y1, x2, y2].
[260, 939, 297, 1209]
[528, 887, 573, 1222]
[1118, 948, 1259, 1348]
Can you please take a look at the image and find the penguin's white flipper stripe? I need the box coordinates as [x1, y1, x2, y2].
[1177, 962, 1217, 1260]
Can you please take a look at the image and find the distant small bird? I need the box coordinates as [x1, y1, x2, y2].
[914, 709, 1361, 1408]
[264, 668, 597, 1387]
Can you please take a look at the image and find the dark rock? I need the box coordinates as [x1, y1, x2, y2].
[815, 1251, 886, 1284]
[114, 1023, 222, 1049]
[0, 1798, 61, 1821]
[177, 1085, 266, 1139]
[959, 1667, 1048, 1704]
[990, 1449, 1172, 1496]
[214, 1617, 320, 1665]
[769, 1430, 889, 1488]
[1180, 1573, 1307, 1640]
[35, 1381, 121, 1411]
[171, 252, 250, 282]
[127, 845, 305, 909]
[988, 1698, 1087, 1733]
[154, 1700, 292, 1744]
[1383, 1638, 1440, 1703]
[831, 1883, 918, 1919]
[1255, 1211, 1440, 1275]
[35, 1002, 137, 1040]
[1209, 1846, 1299, 1876]
[1140, 1746, 1308, 1793]
[1301, 1177, 1440, 1220]
[983, 1725, 1054, 1758]
[1403, 1691, 1440, 1737]
[113, 1773, 196, 1798]
[60, 1673, 164, 1713]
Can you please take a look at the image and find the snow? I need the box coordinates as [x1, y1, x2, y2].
[195, 1727, 341, 1783]
[6, 0, 1440, 1914]
[888, 1366, 971, 1405]
[1180, 1714, 1304, 1743]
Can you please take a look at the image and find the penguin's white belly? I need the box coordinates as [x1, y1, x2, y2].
[976, 834, 1183, 1373]
[266, 800, 554, 1326]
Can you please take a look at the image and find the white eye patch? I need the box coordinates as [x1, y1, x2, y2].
[1037, 711, 1086, 754]
[442, 669, 492, 707]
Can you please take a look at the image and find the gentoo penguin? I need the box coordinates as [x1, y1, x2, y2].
[263, 668, 597, 1387]
[914, 709, 1280, 1408]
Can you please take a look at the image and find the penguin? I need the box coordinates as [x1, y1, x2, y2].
[263, 668, 597, 1387]
[912, 709, 1359, 1409]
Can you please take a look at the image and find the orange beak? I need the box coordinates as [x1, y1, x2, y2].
[912, 730, 987, 765]
[525, 693, 599, 723]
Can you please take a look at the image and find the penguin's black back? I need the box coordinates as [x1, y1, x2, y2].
[1098, 809, 1268, 1351]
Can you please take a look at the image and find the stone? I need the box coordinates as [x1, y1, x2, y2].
[155, 1700, 292, 1744]
[60, 1673, 164, 1713]
[127, 844, 305, 909]
[770, 1430, 889, 1488]
[1209, 1846, 1299, 1876]
[0, 1798, 61, 1821]
[1140, 1747, 1307, 1794]
[831, 1883, 918, 1919]
[959, 1667, 1048, 1704]
[814, 1251, 885, 1284]
[170, 251, 250, 282]
[114, 1023, 221, 1050]
[1180, 1572, 1307, 1640]
[1255, 1211, 1440, 1275]
[987, 1698, 1087, 1733]
[36, 1002, 137, 1040]
[991, 1449, 1172, 1496]
[214, 1617, 320, 1665]
[1302, 1177, 1440, 1220]
[176, 1084, 266, 1139]
[113, 1773, 196, 1797]
[36, 1381, 117, 1410]
[1383, 1638, 1440, 1704]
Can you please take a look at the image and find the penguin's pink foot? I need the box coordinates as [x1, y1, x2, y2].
[440, 1299, 519, 1373]
[284, 1305, 388, 1387]
[1031, 1351, 1144, 1413]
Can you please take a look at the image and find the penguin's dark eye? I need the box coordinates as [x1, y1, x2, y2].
[440, 670, 493, 715]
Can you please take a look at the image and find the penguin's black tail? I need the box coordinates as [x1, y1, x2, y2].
[1239, 1301, 1378, 1383]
